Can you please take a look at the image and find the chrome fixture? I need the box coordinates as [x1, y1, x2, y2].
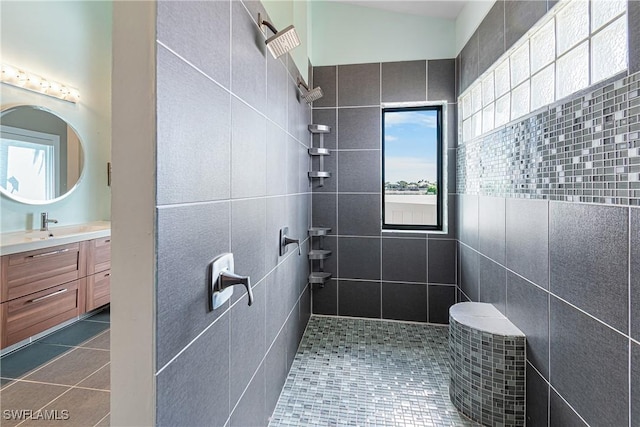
[40, 212, 58, 231]
[210, 253, 253, 310]
[280, 227, 301, 256]
[259, 13, 300, 59]
[297, 77, 323, 104]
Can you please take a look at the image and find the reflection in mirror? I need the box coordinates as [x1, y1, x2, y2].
[0, 105, 84, 204]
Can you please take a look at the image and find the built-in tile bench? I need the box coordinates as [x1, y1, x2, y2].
[449, 302, 526, 426]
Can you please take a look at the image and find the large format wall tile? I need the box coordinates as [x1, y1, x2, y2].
[337, 150, 381, 193]
[231, 1, 266, 112]
[338, 63, 381, 107]
[157, 0, 230, 88]
[632, 342, 640, 426]
[381, 60, 427, 103]
[338, 194, 381, 236]
[266, 123, 288, 196]
[631, 207, 639, 340]
[549, 388, 587, 427]
[312, 193, 337, 235]
[338, 107, 381, 150]
[479, 256, 506, 315]
[157, 46, 231, 205]
[427, 239, 456, 284]
[156, 316, 230, 427]
[505, 0, 547, 51]
[266, 54, 288, 129]
[507, 272, 549, 378]
[338, 237, 381, 280]
[506, 198, 549, 288]
[230, 283, 266, 406]
[265, 329, 288, 414]
[232, 198, 267, 301]
[230, 366, 266, 427]
[156, 202, 230, 368]
[478, 196, 506, 265]
[382, 238, 427, 283]
[549, 202, 629, 333]
[459, 31, 479, 93]
[550, 297, 628, 426]
[312, 279, 338, 315]
[312, 66, 337, 108]
[459, 243, 479, 301]
[477, 1, 505, 74]
[231, 98, 267, 198]
[427, 59, 456, 103]
[428, 285, 456, 324]
[338, 280, 381, 318]
[526, 364, 548, 427]
[382, 282, 427, 322]
[458, 194, 478, 249]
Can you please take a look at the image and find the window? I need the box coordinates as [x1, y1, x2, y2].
[382, 105, 444, 231]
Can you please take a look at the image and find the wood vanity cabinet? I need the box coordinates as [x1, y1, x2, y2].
[86, 237, 111, 311]
[0, 236, 111, 349]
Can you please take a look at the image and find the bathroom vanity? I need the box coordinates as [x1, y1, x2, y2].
[0, 222, 111, 349]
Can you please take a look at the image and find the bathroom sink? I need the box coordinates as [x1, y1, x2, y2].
[0, 221, 111, 255]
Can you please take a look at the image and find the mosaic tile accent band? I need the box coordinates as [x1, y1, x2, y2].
[457, 71, 640, 205]
[449, 314, 526, 426]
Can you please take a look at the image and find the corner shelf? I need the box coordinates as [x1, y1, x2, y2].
[308, 227, 332, 287]
[307, 123, 332, 187]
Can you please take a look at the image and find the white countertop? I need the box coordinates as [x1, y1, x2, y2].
[0, 221, 111, 256]
[449, 302, 525, 337]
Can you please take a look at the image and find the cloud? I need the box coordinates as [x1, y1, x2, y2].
[385, 111, 437, 128]
[385, 157, 437, 183]
[385, 135, 398, 142]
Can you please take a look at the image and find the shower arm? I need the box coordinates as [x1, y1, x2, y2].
[260, 17, 279, 35]
[297, 77, 310, 91]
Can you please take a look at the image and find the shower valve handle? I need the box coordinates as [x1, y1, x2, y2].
[217, 270, 253, 306]
[284, 236, 301, 256]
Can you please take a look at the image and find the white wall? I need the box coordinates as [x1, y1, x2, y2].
[310, 0, 456, 66]
[455, 0, 496, 54]
[0, 1, 112, 232]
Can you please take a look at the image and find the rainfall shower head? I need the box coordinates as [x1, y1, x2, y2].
[297, 77, 324, 104]
[259, 14, 300, 59]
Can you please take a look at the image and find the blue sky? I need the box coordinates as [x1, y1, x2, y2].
[384, 109, 438, 183]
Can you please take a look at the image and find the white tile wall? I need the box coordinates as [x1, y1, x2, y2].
[511, 80, 530, 120]
[482, 72, 495, 106]
[510, 42, 530, 88]
[482, 103, 495, 134]
[494, 60, 510, 98]
[531, 20, 555, 74]
[591, 0, 626, 32]
[591, 16, 627, 84]
[495, 94, 510, 127]
[531, 64, 555, 111]
[556, 0, 589, 55]
[557, 41, 589, 99]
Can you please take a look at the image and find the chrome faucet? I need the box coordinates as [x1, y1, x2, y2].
[40, 212, 58, 231]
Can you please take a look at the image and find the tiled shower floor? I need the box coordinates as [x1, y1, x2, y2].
[270, 316, 477, 427]
[0, 307, 110, 427]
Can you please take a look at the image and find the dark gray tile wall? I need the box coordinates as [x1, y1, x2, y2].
[155, 2, 311, 425]
[312, 60, 458, 324]
[456, 5, 637, 425]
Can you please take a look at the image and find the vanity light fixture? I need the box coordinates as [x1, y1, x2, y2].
[258, 13, 300, 59]
[1, 63, 80, 103]
[297, 76, 323, 104]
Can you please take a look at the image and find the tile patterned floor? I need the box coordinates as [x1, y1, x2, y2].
[270, 316, 478, 427]
[0, 307, 110, 427]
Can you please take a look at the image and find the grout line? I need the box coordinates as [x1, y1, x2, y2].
[628, 206, 632, 427]
[549, 382, 592, 427]
[310, 313, 449, 327]
[156, 192, 313, 210]
[93, 412, 110, 427]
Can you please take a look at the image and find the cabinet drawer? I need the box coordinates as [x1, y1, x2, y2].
[2, 279, 82, 347]
[1, 242, 86, 302]
[88, 237, 111, 274]
[87, 270, 110, 311]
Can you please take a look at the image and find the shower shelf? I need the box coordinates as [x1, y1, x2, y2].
[308, 227, 331, 236]
[308, 225, 332, 287]
[308, 249, 332, 260]
[308, 122, 332, 187]
[308, 147, 330, 156]
[309, 272, 332, 284]
[308, 171, 331, 178]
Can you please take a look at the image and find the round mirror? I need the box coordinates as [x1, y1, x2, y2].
[0, 105, 85, 204]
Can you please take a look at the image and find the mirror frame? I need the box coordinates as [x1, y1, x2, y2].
[0, 104, 87, 205]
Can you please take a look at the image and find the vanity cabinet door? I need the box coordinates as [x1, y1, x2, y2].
[87, 237, 111, 274]
[86, 270, 110, 312]
[1, 242, 87, 303]
[1, 279, 83, 348]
